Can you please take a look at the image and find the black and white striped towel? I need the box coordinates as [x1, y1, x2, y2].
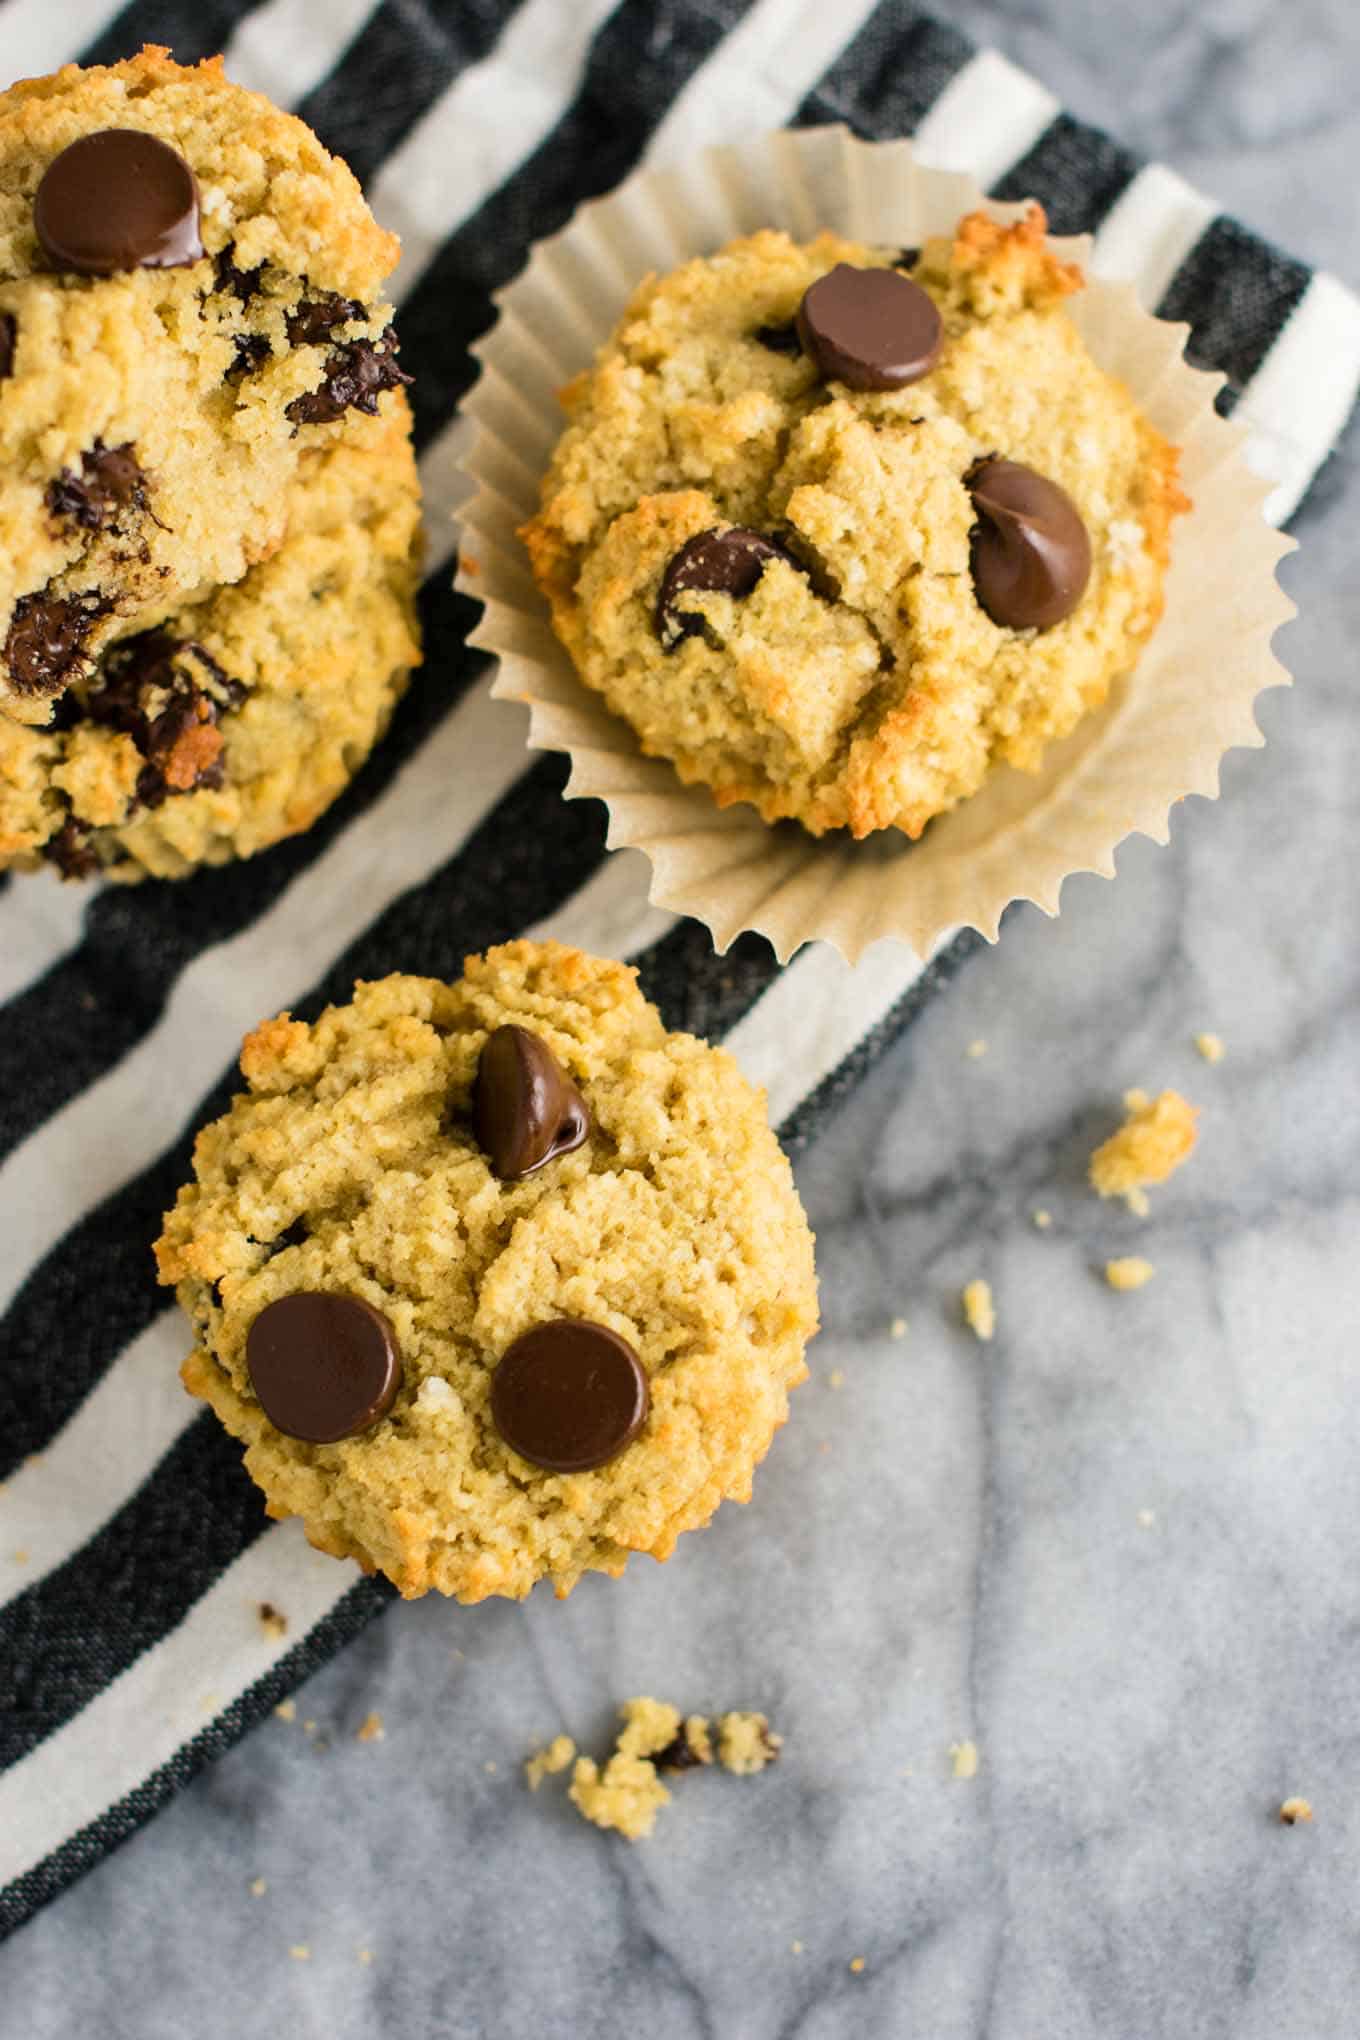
[1, 0, 1356, 1945]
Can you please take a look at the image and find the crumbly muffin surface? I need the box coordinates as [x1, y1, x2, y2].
[0, 397, 422, 879]
[523, 208, 1187, 839]
[156, 943, 818, 1602]
[0, 47, 409, 721]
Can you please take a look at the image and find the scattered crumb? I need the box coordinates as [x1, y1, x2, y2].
[889, 1316, 908, 1339]
[1126, 1186, 1150, 1218]
[257, 1602, 288, 1641]
[525, 1734, 577, 1790]
[1280, 1797, 1314, 1825]
[11, 1548, 29, 1565]
[459, 553, 481, 578]
[357, 1948, 374, 1966]
[200, 1692, 222, 1712]
[962, 1279, 995, 1342]
[1089, 1088, 1198, 1208]
[274, 1700, 297, 1723]
[303, 1719, 318, 1737]
[356, 1711, 385, 1745]
[657, 1717, 714, 1772]
[249, 1878, 267, 1898]
[288, 1945, 311, 1962]
[966, 1039, 988, 1059]
[818, 1441, 831, 1454]
[1136, 1509, 1157, 1529]
[1105, 1256, 1156, 1292]
[1195, 1032, 1225, 1064]
[1032, 1208, 1052, 1230]
[791, 1940, 804, 1955]
[828, 1368, 845, 1389]
[483, 1761, 498, 1776]
[717, 1712, 782, 1776]
[850, 1957, 866, 1974]
[900, 1766, 915, 1779]
[950, 1740, 980, 1780]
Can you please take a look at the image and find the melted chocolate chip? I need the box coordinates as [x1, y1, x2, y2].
[34, 130, 203, 276]
[474, 1025, 589, 1180]
[286, 292, 365, 345]
[227, 333, 272, 380]
[246, 1291, 403, 1444]
[895, 246, 921, 270]
[491, 1319, 649, 1473]
[285, 326, 411, 426]
[43, 814, 100, 879]
[85, 631, 245, 804]
[5, 591, 104, 697]
[796, 263, 943, 391]
[214, 246, 264, 304]
[753, 319, 802, 355]
[656, 527, 802, 649]
[45, 442, 147, 532]
[0, 313, 15, 381]
[966, 457, 1091, 630]
[655, 1729, 712, 1772]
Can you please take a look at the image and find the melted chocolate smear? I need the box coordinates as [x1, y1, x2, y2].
[214, 246, 264, 305]
[43, 813, 101, 879]
[227, 332, 272, 380]
[45, 441, 147, 532]
[85, 631, 246, 805]
[0, 313, 15, 380]
[753, 319, 802, 355]
[286, 292, 365, 346]
[5, 591, 105, 696]
[286, 326, 411, 426]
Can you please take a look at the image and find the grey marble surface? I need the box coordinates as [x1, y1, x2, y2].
[8, 4, 1360, 2035]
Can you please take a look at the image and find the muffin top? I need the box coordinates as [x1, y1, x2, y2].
[157, 941, 819, 1603]
[0, 47, 408, 723]
[522, 206, 1188, 839]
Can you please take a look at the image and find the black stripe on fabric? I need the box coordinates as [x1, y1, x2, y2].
[0, 573, 483, 1165]
[80, 0, 267, 67]
[0, 1575, 394, 1944]
[0, 1415, 269, 1773]
[634, 923, 780, 1039]
[1157, 216, 1312, 417]
[295, 0, 509, 193]
[989, 111, 1140, 234]
[399, 0, 758, 452]
[794, 3, 974, 134]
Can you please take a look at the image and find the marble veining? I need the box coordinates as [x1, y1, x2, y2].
[8, 2, 1360, 2034]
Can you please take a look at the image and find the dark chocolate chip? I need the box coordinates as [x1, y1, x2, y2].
[43, 814, 100, 879]
[474, 1024, 589, 1180]
[246, 1291, 403, 1444]
[491, 1319, 649, 1473]
[655, 1728, 712, 1772]
[34, 129, 203, 276]
[85, 631, 245, 804]
[214, 246, 264, 304]
[753, 319, 802, 355]
[5, 591, 103, 696]
[286, 292, 365, 345]
[227, 332, 272, 380]
[966, 457, 1091, 630]
[656, 527, 802, 649]
[0, 313, 15, 380]
[45, 441, 147, 532]
[285, 326, 411, 426]
[895, 246, 921, 270]
[796, 263, 943, 391]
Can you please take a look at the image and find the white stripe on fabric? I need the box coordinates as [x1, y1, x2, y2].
[643, 0, 884, 166]
[0, 873, 90, 1006]
[1234, 270, 1360, 526]
[0, 0, 120, 82]
[0, 1313, 191, 1601]
[0, 678, 528, 1323]
[220, 0, 381, 102]
[910, 48, 1059, 187]
[0, 1522, 353, 1893]
[725, 939, 937, 1129]
[1091, 162, 1217, 309]
[375, 0, 625, 303]
[0, 857, 669, 1616]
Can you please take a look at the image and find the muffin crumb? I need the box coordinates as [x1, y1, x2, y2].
[547, 1697, 780, 1839]
[950, 1739, 980, 1780]
[1105, 1256, 1155, 1291]
[966, 1039, 988, 1060]
[890, 1316, 908, 1339]
[1194, 1032, 1226, 1064]
[249, 1877, 268, 1898]
[1279, 1797, 1314, 1825]
[1090, 1088, 1198, 1205]
[356, 1711, 385, 1744]
[257, 1602, 288, 1640]
[717, 1711, 782, 1775]
[274, 1700, 297, 1723]
[525, 1734, 577, 1790]
[962, 1280, 996, 1341]
[1032, 1208, 1052, 1230]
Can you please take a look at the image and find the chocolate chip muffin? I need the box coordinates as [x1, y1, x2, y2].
[0, 398, 421, 879]
[0, 46, 410, 725]
[522, 207, 1188, 839]
[156, 942, 819, 1602]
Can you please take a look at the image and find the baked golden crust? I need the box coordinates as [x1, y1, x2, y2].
[522, 208, 1189, 840]
[157, 942, 819, 1602]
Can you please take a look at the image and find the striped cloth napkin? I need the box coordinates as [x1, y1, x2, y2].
[1, 0, 1356, 1943]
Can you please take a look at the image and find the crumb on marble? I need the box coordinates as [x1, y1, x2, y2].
[303, 1719, 318, 1737]
[483, 1760, 499, 1776]
[828, 1368, 845, 1389]
[791, 1940, 804, 1955]
[962, 1279, 995, 1341]
[525, 1733, 577, 1790]
[249, 1877, 267, 1898]
[1279, 1797, 1314, 1825]
[850, 1957, 866, 1974]
[966, 1039, 988, 1059]
[358, 1948, 374, 1966]
[558, 1698, 781, 1840]
[289, 1945, 311, 1962]
[11, 1548, 29, 1565]
[1136, 1508, 1157, 1529]
[950, 1739, 980, 1780]
[257, 1601, 288, 1641]
[717, 1711, 781, 1776]
[1089, 1088, 1198, 1208]
[657, 1716, 714, 1771]
[356, 1711, 385, 1744]
[890, 1316, 908, 1339]
[1195, 1032, 1225, 1064]
[1032, 1208, 1052, 1230]
[274, 1699, 297, 1723]
[1105, 1256, 1156, 1292]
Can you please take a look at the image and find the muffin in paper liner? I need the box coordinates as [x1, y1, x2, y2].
[455, 125, 1295, 964]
